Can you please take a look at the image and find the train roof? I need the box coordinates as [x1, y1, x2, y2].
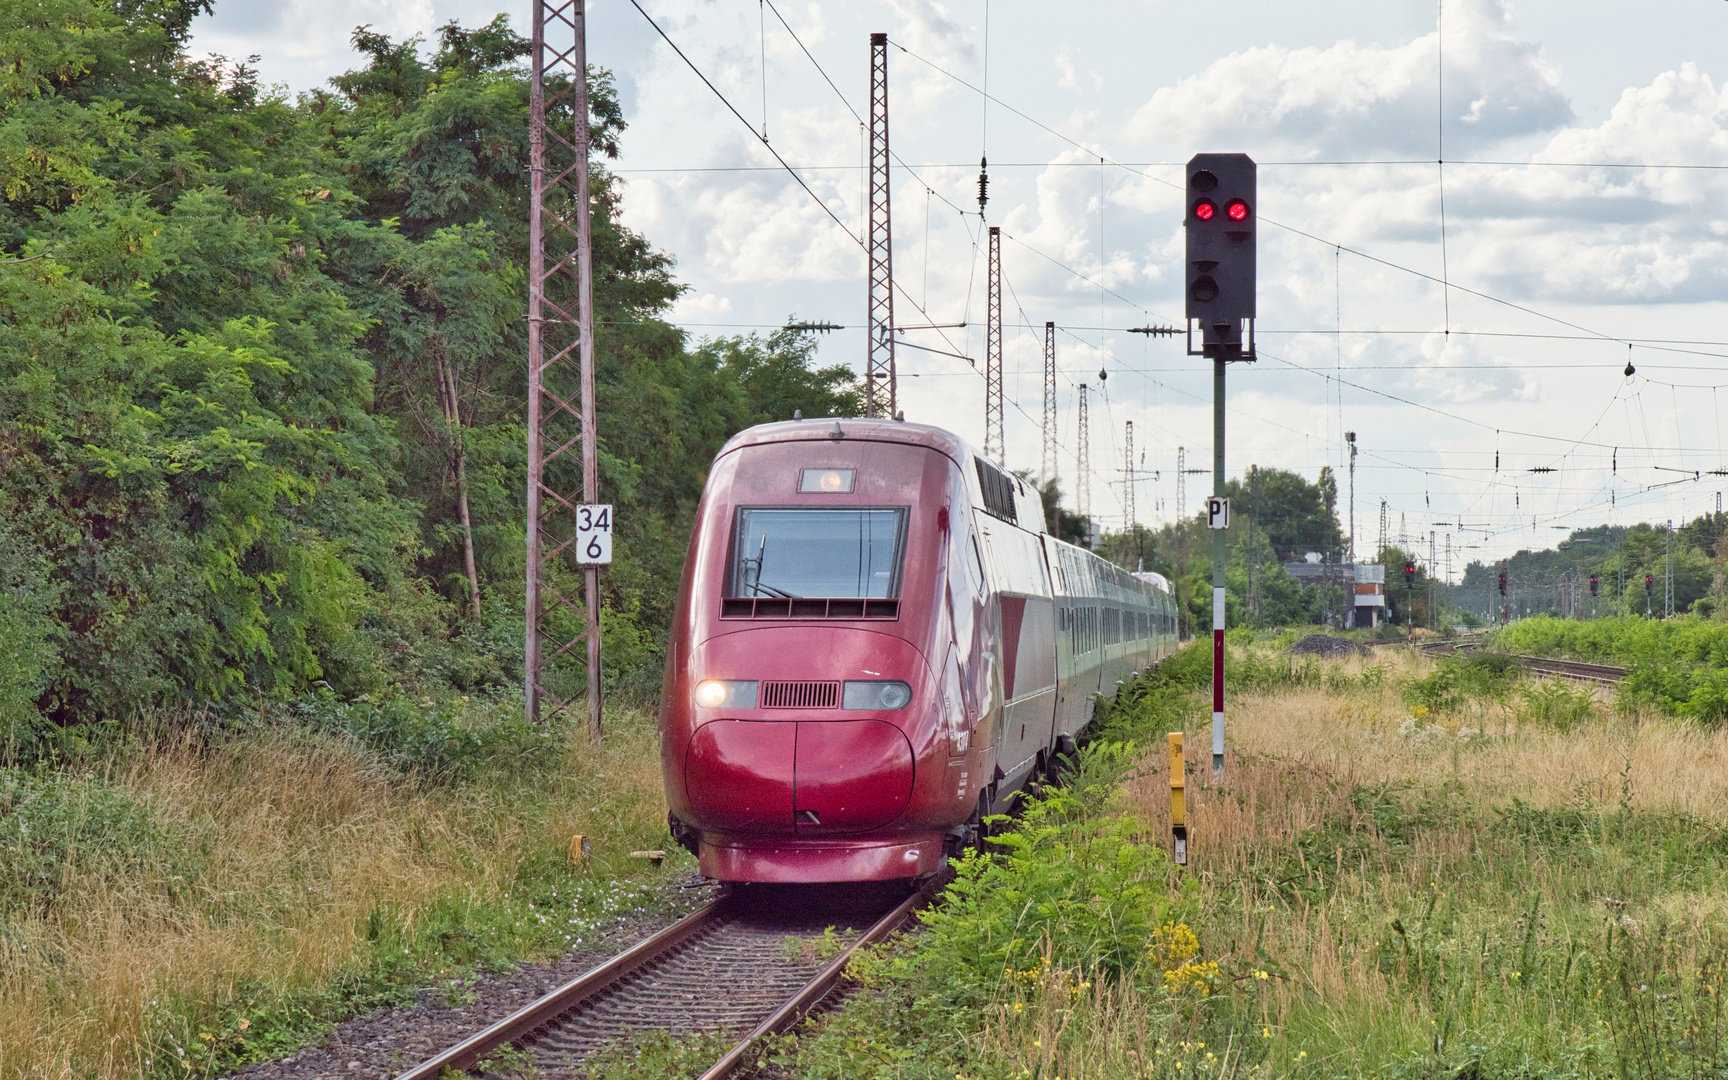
[717, 417, 972, 460]
[1132, 570, 1174, 594]
[717, 418, 1048, 535]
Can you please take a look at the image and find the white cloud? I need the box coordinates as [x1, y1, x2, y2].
[192, 0, 439, 90]
[1055, 47, 1079, 92]
[1125, 0, 1569, 157]
[671, 291, 734, 317]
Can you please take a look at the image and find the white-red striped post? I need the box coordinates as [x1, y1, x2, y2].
[1211, 357, 1226, 775]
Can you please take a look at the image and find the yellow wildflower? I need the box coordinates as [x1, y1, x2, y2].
[1149, 922, 1201, 969]
[1164, 960, 1223, 996]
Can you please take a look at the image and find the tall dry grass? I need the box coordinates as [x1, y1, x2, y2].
[0, 708, 676, 1080]
[966, 649, 1728, 1077]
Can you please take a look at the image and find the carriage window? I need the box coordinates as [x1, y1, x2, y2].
[731, 508, 907, 599]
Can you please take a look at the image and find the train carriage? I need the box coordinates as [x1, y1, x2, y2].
[660, 417, 1177, 883]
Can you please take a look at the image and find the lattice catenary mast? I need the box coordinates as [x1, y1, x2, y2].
[983, 226, 1003, 464]
[1123, 420, 1135, 535]
[1042, 321, 1057, 483]
[1076, 384, 1090, 532]
[865, 32, 895, 418]
[1176, 446, 1186, 521]
[526, 0, 601, 740]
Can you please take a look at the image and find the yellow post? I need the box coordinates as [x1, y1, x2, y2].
[1169, 731, 1188, 866]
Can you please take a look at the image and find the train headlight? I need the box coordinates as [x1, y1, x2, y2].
[695, 680, 758, 709]
[843, 680, 913, 710]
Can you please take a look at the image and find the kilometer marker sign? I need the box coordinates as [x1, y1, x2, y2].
[576, 504, 613, 566]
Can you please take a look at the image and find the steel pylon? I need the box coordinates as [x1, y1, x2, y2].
[1042, 321, 1057, 483]
[526, 0, 601, 740]
[984, 226, 1003, 465]
[865, 32, 895, 419]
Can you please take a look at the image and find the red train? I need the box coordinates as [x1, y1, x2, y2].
[659, 418, 1178, 883]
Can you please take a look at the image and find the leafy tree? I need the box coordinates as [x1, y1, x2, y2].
[0, 2, 860, 733]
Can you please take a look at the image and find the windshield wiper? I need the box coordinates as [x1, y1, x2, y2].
[743, 533, 799, 598]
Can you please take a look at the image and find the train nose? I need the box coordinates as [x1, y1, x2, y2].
[684, 719, 914, 833]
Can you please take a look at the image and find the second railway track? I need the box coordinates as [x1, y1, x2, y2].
[1413, 638, 1627, 684]
[393, 880, 926, 1080]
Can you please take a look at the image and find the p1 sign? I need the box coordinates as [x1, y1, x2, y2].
[1206, 496, 1230, 530]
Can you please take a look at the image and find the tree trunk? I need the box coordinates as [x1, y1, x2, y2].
[437, 353, 483, 621]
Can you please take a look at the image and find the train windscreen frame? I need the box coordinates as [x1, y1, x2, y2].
[729, 507, 909, 600]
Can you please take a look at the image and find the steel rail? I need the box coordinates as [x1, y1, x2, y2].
[391, 885, 927, 1080]
[1401, 637, 1627, 683]
[390, 899, 724, 1080]
[1514, 655, 1627, 684]
[695, 884, 927, 1080]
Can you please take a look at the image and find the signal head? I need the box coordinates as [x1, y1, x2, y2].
[1184, 154, 1256, 351]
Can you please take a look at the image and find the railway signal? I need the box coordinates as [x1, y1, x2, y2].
[1185, 153, 1256, 359]
[1404, 562, 1416, 586]
[1185, 153, 1256, 778]
[1589, 575, 1599, 596]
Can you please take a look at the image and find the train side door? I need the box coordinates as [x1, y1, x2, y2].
[983, 525, 1057, 777]
[948, 511, 1000, 764]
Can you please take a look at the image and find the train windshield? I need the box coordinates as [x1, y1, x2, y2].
[731, 508, 907, 599]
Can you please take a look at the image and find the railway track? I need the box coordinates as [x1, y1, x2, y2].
[392, 881, 926, 1080]
[1411, 637, 1627, 684]
[1511, 654, 1627, 685]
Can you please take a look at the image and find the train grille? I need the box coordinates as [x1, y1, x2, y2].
[760, 681, 840, 709]
[721, 598, 899, 620]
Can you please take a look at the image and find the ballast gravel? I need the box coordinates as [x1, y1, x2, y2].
[1289, 633, 1365, 658]
[226, 877, 719, 1080]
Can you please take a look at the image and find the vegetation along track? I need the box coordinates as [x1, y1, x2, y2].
[1412, 637, 1627, 684]
[392, 881, 926, 1080]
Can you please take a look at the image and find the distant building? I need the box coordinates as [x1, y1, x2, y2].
[1282, 556, 1385, 628]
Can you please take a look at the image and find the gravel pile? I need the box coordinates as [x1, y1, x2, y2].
[1289, 634, 1364, 658]
[227, 879, 718, 1080]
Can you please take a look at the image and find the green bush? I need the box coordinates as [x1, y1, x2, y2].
[0, 768, 194, 913]
[291, 692, 558, 781]
[1516, 680, 1597, 732]
[1403, 653, 1518, 714]
[1496, 615, 1728, 722]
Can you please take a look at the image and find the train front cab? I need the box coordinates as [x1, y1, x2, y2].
[661, 421, 1003, 883]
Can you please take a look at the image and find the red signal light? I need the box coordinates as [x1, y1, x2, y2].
[1226, 199, 1250, 222]
[1193, 199, 1216, 222]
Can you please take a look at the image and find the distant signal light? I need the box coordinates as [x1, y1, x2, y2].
[1226, 199, 1250, 221]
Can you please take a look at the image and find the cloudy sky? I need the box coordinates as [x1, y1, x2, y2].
[192, 0, 1728, 574]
